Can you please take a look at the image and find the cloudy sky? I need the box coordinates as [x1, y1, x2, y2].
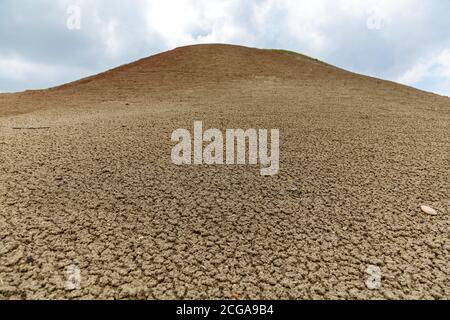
[1, 0, 449, 96]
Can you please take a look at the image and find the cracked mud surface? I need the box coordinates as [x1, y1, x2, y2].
[0, 44, 449, 299]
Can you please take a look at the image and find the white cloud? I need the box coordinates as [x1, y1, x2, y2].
[402, 50, 450, 84]
[0, 55, 93, 91]
[0, 56, 40, 81]
[0, 0, 449, 94]
[142, 0, 253, 47]
[397, 49, 450, 96]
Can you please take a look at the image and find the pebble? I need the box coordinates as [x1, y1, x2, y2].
[420, 205, 438, 216]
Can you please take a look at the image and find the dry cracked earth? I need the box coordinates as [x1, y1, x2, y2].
[0, 44, 449, 299]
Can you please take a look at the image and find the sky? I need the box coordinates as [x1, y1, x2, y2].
[0, 0, 449, 96]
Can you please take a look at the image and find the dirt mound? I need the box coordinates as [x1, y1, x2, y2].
[55, 44, 342, 91]
[0, 44, 443, 117]
[0, 44, 449, 300]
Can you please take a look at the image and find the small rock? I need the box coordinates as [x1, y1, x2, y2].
[421, 205, 438, 216]
[66, 265, 81, 290]
[26, 256, 34, 264]
[365, 265, 382, 290]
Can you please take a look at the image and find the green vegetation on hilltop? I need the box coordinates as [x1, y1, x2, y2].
[266, 49, 332, 67]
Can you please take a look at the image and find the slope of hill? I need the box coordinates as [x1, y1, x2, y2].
[0, 44, 449, 299]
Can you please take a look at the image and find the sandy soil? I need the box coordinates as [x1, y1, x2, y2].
[0, 44, 449, 299]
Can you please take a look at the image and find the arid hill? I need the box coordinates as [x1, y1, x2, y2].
[2, 44, 445, 116]
[0, 44, 449, 299]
